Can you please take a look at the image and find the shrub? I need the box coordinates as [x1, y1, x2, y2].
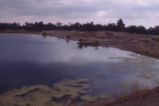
[66, 35, 70, 39]
[139, 46, 149, 53]
[141, 38, 150, 43]
[91, 38, 100, 46]
[77, 37, 88, 42]
[42, 32, 46, 35]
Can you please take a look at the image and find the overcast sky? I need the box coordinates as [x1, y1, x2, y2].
[0, 0, 159, 27]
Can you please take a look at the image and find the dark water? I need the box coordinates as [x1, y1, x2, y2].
[0, 33, 159, 105]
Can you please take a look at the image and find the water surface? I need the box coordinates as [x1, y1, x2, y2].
[0, 33, 159, 105]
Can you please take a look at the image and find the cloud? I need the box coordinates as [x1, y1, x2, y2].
[0, 0, 159, 27]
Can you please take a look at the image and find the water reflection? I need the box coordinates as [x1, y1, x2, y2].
[0, 33, 159, 105]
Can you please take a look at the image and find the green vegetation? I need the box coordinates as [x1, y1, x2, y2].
[0, 79, 90, 106]
[0, 78, 111, 106]
[1, 19, 159, 35]
[81, 95, 97, 102]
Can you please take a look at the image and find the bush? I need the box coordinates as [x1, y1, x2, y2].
[77, 37, 88, 42]
[91, 38, 100, 46]
[141, 38, 150, 43]
[66, 35, 70, 39]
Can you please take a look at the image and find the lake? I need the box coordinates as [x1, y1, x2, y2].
[0, 33, 159, 105]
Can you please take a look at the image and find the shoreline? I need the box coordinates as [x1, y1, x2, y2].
[0, 30, 41, 34]
[83, 87, 159, 106]
[1, 30, 159, 106]
[42, 31, 159, 106]
[42, 30, 159, 59]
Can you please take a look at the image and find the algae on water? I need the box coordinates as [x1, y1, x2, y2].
[0, 78, 107, 106]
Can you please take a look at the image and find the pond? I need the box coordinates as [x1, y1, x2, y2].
[0, 33, 159, 105]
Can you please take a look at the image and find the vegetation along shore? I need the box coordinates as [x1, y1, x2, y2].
[42, 30, 159, 59]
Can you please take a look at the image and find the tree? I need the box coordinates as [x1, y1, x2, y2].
[1, 20, 159, 35]
[107, 23, 117, 31]
[56, 22, 62, 30]
[137, 26, 146, 34]
[126, 25, 138, 33]
[117, 18, 125, 31]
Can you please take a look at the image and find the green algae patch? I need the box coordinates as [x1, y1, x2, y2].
[107, 54, 159, 81]
[98, 93, 110, 100]
[81, 95, 98, 102]
[0, 79, 91, 106]
[0, 85, 57, 106]
[44, 102, 63, 106]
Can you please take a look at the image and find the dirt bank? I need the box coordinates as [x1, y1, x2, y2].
[43, 30, 159, 59]
[83, 87, 159, 106]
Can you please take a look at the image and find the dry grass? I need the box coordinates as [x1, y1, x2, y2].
[102, 86, 159, 106]
[141, 38, 150, 43]
[151, 36, 159, 41]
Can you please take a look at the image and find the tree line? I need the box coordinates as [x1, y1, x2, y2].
[0, 19, 159, 35]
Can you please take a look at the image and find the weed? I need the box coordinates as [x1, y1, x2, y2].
[138, 46, 149, 53]
[141, 38, 150, 43]
[66, 35, 70, 39]
[77, 37, 88, 42]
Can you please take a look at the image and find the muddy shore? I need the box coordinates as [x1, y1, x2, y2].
[43, 30, 159, 59]
[83, 87, 159, 106]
